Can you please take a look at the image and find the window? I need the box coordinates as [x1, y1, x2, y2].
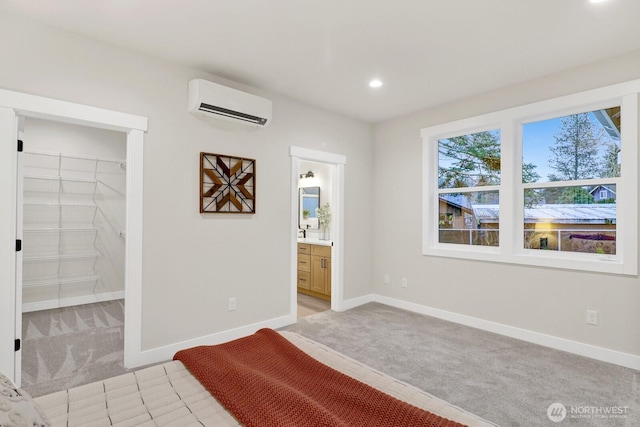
[438, 130, 500, 247]
[522, 109, 619, 255]
[421, 81, 639, 275]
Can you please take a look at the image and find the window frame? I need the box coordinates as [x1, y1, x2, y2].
[436, 127, 502, 248]
[422, 81, 639, 275]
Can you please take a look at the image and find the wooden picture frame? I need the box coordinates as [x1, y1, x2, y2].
[200, 152, 256, 213]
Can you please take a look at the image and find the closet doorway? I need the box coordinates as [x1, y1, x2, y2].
[20, 118, 127, 395]
[0, 91, 145, 388]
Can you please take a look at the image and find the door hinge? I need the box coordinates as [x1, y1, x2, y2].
[16, 239, 22, 252]
[14, 339, 20, 352]
[17, 139, 23, 152]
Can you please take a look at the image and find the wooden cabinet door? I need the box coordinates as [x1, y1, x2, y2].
[310, 255, 326, 294]
[323, 257, 331, 295]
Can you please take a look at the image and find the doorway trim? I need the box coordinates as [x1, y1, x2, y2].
[0, 88, 147, 384]
[289, 146, 346, 319]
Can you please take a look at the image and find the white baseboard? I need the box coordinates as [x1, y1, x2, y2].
[125, 314, 295, 368]
[126, 293, 640, 371]
[373, 295, 640, 371]
[22, 291, 125, 313]
[337, 294, 374, 312]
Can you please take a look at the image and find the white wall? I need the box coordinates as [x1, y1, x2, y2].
[372, 50, 640, 357]
[0, 13, 373, 352]
[25, 118, 126, 160]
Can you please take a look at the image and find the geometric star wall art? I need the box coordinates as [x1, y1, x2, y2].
[200, 152, 256, 213]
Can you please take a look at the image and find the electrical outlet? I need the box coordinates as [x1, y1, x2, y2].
[586, 309, 598, 325]
[384, 274, 391, 285]
[228, 297, 237, 311]
[401, 277, 408, 288]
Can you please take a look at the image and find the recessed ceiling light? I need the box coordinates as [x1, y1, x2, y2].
[589, 0, 608, 3]
[369, 79, 383, 88]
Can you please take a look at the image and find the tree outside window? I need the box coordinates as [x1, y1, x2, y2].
[522, 107, 620, 253]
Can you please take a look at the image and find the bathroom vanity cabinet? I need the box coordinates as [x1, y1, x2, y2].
[297, 242, 331, 301]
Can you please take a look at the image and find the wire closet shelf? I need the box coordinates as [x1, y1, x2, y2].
[21, 150, 126, 312]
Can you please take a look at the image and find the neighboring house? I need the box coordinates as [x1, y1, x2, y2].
[472, 203, 617, 227]
[471, 203, 617, 253]
[440, 200, 617, 230]
[589, 185, 617, 202]
[438, 194, 474, 230]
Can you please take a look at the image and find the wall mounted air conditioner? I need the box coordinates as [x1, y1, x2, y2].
[188, 79, 272, 127]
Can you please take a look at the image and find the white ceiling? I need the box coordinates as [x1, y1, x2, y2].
[2, 0, 640, 123]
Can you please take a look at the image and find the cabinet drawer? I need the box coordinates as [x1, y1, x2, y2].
[310, 244, 331, 258]
[297, 243, 311, 254]
[297, 254, 311, 272]
[297, 271, 311, 290]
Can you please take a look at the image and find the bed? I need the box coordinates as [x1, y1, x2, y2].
[18, 330, 497, 427]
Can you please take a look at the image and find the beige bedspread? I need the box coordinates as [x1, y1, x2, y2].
[35, 331, 498, 427]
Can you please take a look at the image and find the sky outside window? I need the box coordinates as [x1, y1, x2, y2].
[522, 109, 620, 183]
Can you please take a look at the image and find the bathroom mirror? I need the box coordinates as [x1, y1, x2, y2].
[299, 186, 320, 230]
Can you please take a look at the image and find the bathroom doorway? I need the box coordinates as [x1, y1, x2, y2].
[296, 160, 333, 318]
[289, 147, 346, 321]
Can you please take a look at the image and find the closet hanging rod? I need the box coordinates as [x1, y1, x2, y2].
[24, 149, 125, 165]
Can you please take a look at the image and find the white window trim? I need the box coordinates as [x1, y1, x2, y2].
[422, 80, 639, 275]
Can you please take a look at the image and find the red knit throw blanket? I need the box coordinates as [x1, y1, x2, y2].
[174, 328, 467, 427]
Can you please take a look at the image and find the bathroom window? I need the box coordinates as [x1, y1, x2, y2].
[421, 82, 639, 275]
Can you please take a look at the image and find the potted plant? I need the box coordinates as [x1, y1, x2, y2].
[303, 209, 310, 219]
[315, 203, 331, 240]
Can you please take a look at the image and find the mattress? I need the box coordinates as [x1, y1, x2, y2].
[35, 331, 498, 427]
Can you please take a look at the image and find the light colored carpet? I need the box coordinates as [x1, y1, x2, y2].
[21, 300, 128, 397]
[281, 302, 640, 427]
[22, 299, 640, 426]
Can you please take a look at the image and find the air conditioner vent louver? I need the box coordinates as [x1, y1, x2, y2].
[188, 79, 272, 128]
[198, 102, 268, 126]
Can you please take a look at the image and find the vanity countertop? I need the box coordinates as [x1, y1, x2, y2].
[297, 238, 333, 247]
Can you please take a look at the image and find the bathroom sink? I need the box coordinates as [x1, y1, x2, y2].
[297, 237, 332, 246]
